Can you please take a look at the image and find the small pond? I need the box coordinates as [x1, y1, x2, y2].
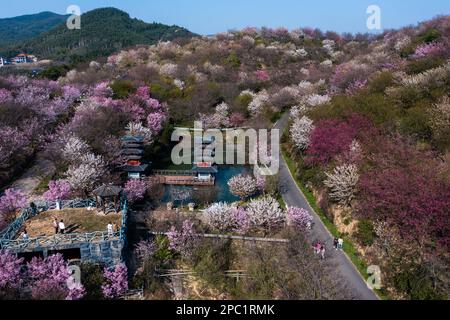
[161, 166, 252, 205]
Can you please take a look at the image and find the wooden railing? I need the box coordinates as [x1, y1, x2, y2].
[156, 269, 247, 279]
[164, 177, 215, 185]
[152, 170, 195, 176]
[149, 231, 289, 243]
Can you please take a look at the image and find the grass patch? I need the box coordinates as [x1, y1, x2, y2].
[21, 208, 122, 238]
[34, 174, 53, 194]
[281, 148, 387, 299]
[276, 194, 286, 210]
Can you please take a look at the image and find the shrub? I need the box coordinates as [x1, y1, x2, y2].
[223, 52, 241, 68]
[191, 240, 234, 289]
[110, 80, 136, 99]
[406, 57, 445, 75]
[101, 263, 128, 299]
[369, 72, 394, 93]
[394, 267, 447, 300]
[80, 262, 105, 300]
[354, 219, 376, 246]
[418, 28, 441, 44]
[399, 106, 432, 140]
[124, 179, 147, 203]
[38, 65, 71, 80]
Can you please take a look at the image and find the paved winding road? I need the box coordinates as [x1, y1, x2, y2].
[274, 113, 378, 300]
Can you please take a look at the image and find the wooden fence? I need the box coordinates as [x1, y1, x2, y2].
[152, 170, 195, 176]
[156, 269, 247, 279]
[149, 231, 289, 243]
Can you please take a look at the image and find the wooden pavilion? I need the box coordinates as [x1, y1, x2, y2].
[93, 185, 123, 213]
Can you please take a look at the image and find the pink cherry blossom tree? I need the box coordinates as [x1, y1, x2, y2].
[0, 188, 27, 215]
[124, 179, 147, 203]
[43, 180, 72, 202]
[0, 250, 24, 298]
[232, 207, 251, 235]
[287, 207, 313, 230]
[102, 263, 128, 299]
[255, 70, 270, 82]
[27, 254, 85, 300]
[146, 112, 166, 133]
[167, 220, 197, 257]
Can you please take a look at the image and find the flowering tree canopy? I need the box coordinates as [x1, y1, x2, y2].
[324, 164, 359, 205]
[203, 202, 252, 235]
[124, 179, 147, 203]
[62, 135, 90, 164]
[102, 263, 128, 299]
[167, 220, 197, 257]
[248, 90, 270, 115]
[146, 112, 166, 133]
[0, 188, 27, 215]
[287, 207, 313, 230]
[413, 42, 446, 58]
[66, 153, 106, 194]
[204, 202, 236, 232]
[255, 70, 270, 82]
[0, 250, 24, 293]
[290, 116, 315, 151]
[27, 254, 85, 300]
[228, 174, 258, 200]
[246, 196, 285, 230]
[43, 180, 71, 202]
[134, 239, 157, 261]
[357, 139, 450, 246]
[306, 114, 373, 165]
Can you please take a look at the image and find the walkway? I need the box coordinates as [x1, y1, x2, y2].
[9, 154, 55, 202]
[274, 113, 378, 300]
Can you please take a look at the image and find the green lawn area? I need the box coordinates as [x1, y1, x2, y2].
[282, 148, 387, 299]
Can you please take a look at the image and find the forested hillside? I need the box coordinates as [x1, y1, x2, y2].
[1, 8, 196, 63]
[0, 12, 68, 46]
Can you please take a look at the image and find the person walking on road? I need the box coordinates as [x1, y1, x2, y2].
[314, 242, 322, 254]
[320, 244, 326, 259]
[338, 238, 344, 250]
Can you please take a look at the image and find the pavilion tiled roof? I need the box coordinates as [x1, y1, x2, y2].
[120, 164, 149, 173]
[93, 185, 123, 197]
[191, 165, 218, 174]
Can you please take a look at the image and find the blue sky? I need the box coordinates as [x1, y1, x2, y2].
[1, 0, 449, 35]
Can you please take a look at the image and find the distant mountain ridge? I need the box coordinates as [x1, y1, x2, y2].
[0, 11, 68, 46]
[0, 7, 196, 63]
